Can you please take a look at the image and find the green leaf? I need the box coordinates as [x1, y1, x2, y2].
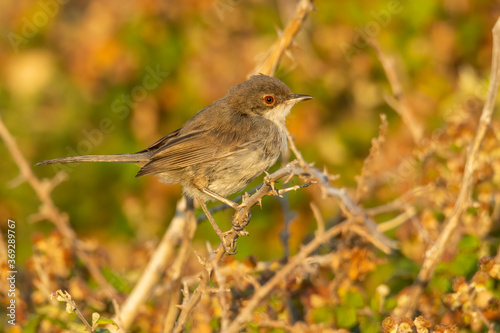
[334, 305, 357, 329]
[458, 234, 480, 252]
[342, 290, 365, 308]
[95, 316, 119, 328]
[311, 306, 335, 326]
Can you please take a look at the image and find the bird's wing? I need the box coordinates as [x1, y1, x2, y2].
[136, 128, 182, 153]
[135, 129, 251, 177]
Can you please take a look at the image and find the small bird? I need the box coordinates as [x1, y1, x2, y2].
[37, 74, 312, 247]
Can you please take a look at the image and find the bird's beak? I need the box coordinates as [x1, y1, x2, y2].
[286, 94, 313, 105]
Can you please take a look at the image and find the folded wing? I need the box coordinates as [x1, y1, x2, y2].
[136, 128, 251, 177]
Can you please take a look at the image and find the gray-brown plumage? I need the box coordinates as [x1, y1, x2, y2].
[37, 74, 312, 203]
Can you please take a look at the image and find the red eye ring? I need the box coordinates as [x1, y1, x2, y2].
[263, 95, 275, 105]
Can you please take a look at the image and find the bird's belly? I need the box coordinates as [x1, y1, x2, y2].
[207, 149, 278, 197]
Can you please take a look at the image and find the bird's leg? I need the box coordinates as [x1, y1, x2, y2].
[197, 199, 236, 254]
[200, 188, 239, 210]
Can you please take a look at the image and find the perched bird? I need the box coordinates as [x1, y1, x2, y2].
[37, 74, 312, 247]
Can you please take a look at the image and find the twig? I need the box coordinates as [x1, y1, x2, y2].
[272, 181, 315, 196]
[196, 193, 242, 223]
[173, 252, 212, 333]
[32, 254, 53, 300]
[0, 116, 116, 296]
[162, 198, 197, 333]
[370, 39, 424, 143]
[115, 197, 195, 329]
[355, 114, 388, 202]
[249, 0, 315, 77]
[284, 127, 308, 167]
[278, 195, 294, 258]
[306, 166, 399, 252]
[377, 207, 417, 233]
[210, 242, 230, 331]
[397, 17, 500, 318]
[310, 202, 325, 236]
[110, 299, 124, 332]
[51, 290, 94, 332]
[365, 184, 434, 216]
[466, 286, 496, 333]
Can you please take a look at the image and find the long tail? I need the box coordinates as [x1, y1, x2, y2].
[36, 152, 150, 166]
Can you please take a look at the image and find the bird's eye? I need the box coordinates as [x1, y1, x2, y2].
[263, 95, 275, 105]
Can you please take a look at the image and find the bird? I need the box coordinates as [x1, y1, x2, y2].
[37, 74, 312, 249]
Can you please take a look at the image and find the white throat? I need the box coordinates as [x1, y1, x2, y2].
[263, 103, 295, 154]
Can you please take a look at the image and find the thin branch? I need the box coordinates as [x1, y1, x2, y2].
[272, 181, 315, 196]
[249, 0, 315, 77]
[365, 184, 434, 216]
[0, 116, 116, 296]
[162, 198, 197, 333]
[377, 207, 417, 233]
[398, 17, 500, 318]
[310, 202, 325, 236]
[210, 242, 230, 331]
[305, 166, 399, 252]
[51, 290, 94, 332]
[278, 195, 294, 258]
[115, 197, 194, 329]
[355, 114, 388, 202]
[284, 126, 308, 167]
[370, 39, 424, 143]
[173, 252, 212, 333]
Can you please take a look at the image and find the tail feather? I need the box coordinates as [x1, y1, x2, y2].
[36, 153, 150, 166]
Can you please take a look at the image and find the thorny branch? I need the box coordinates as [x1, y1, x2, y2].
[249, 0, 315, 77]
[162, 198, 197, 333]
[114, 197, 196, 330]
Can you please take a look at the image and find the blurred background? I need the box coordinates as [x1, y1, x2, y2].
[1, 0, 500, 331]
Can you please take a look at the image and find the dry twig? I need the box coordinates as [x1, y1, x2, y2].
[370, 39, 424, 143]
[355, 114, 388, 202]
[115, 197, 196, 329]
[249, 0, 315, 77]
[162, 198, 197, 333]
